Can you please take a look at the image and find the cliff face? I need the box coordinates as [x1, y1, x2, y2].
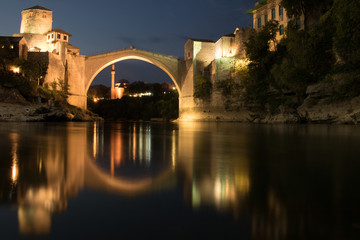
[179, 79, 360, 125]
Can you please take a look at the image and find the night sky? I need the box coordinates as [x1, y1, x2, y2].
[0, 0, 255, 86]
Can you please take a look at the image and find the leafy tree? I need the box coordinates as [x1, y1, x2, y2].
[215, 78, 240, 97]
[281, 0, 333, 29]
[88, 84, 110, 99]
[18, 59, 48, 84]
[332, 0, 360, 68]
[243, 20, 279, 105]
[0, 38, 16, 71]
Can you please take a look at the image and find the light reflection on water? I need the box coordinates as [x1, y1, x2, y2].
[0, 122, 360, 239]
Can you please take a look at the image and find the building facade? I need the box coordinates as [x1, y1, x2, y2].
[247, 0, 304, 42]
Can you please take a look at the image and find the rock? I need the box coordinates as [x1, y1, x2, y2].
[0, 86, 28, 104]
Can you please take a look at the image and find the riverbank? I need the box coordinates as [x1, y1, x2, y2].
[178, 80, 360, 125]
[0, 102, 102, 122]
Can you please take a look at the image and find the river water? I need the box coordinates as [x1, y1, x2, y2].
[0, 121, 359, 239]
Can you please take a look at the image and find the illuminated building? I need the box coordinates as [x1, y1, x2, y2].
[114, 79, 129, 99]
[247, 0, 305, 43]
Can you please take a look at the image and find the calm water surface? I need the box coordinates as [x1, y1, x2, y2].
[0, 122, 360, 239]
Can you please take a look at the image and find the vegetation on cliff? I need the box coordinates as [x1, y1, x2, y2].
[242, 0, 360, 113]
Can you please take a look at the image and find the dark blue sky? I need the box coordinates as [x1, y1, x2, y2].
[0, 0, 255, 86]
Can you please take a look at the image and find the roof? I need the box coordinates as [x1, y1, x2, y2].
[246, 0, 267, 14]
[67, 44, 79, 50]
[48, 28, 72, 37]
[188, 38, 214, 43]
[0, 36, 24, 43]
[24, 5, 51, 11]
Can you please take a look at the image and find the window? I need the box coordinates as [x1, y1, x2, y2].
[57, 34, 61, 39]
[258, 17, 262, 28]
[47, 35, 50, 40]
[51, 33, 54, 39]
[296, 18, 301, 29]
[265, 14, 268, 24]
[64, 35, 68, 41]
[279, 6, 284, 21]
[29, 12, 33, 17]
[279, 25, 285, 35]
[43, 13, 47, 18]
[271, 8, 276, 19]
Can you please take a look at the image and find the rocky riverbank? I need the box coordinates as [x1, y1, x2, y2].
[0, 103, 102, 122]
[0, 87, 102, 122]
[179, 80, 360, 125]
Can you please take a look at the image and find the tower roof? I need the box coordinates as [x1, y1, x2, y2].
[24, 5, 51, 11]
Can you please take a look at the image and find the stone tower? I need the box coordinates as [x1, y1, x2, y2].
[20, 6, 53, 35]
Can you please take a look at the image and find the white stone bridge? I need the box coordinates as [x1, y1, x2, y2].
[84, 48, 186, 93]
[67, 47, 198, 119]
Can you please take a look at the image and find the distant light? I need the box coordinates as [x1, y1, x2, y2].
[11, 66, 20, 74]
[129, 92, 152, 98]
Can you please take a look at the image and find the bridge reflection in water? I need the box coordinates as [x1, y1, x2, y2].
[1, 122, 251, 236]
[2, 122, 359, 238]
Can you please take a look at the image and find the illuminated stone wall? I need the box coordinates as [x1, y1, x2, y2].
[180, 29, 253, 121]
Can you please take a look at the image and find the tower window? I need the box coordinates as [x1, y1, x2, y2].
[43, 13, 47, 18]
[57, 34, 61, 39]
[29, 12, 33, 17]
[64, 35, 68, 41]
[48, 35, 50, 40]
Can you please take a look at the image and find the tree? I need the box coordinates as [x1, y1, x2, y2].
[0, 38, 15, 71]
[332, 0, 360, 68]
[19, 60, 48, 84]
[281, 0, 333, 30]
[243, 21, 279, 105]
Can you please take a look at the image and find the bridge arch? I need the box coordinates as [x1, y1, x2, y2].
[84, 155, 175, 196]
[84, 49, 184, 95]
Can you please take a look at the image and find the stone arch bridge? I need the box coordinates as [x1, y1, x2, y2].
[67, 48, 197, 119]
[84, 49, 186, 94]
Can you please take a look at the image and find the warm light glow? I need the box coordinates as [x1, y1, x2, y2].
[215, 49, 223, 59]
[93, 123, 97, 158]
[10, 132, 19, 183]
[171, 130, 176, 170]
[11, 66, 20, 74]
[12, 162, 18, 182]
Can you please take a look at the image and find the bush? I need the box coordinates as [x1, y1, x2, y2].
[215, 78, 240, 97]
[193, 75, 212, 101]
